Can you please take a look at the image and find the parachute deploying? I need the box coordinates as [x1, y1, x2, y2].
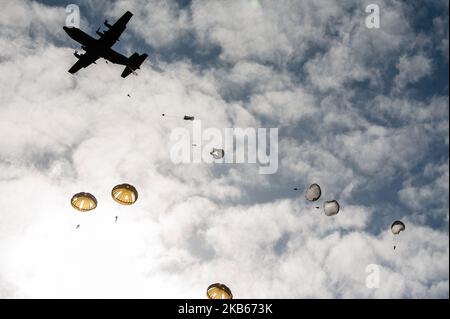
[161, 114, 195, 121]
[323, 200, 340, 216]
[111, 183, 138, 205]
[305, 183, 321, 201]
[206, 283, 233, 299]
[210, 148, 225, 159]
[71, 192, 97, 212]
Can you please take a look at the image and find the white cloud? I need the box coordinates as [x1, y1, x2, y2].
[394, 54, 432, 89]
[334, 125, 431, 175]
[110, 0, 191, 49]
[398, 162, 449, 220]
[305, 42, 372, 91]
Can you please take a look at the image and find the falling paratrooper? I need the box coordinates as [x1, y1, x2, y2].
[71, 192, 97, 229]
[391, 220, 405, 250]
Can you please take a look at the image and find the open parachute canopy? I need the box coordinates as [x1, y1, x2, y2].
[71, 192, 97, 212]
[323, 200, 340, 216]
[210, 148, 225, 159]
[111, 183, 138, 205]
[207, 283, 233, 299]
[391, 220, 405, 235]
[305, 183, 321, 201]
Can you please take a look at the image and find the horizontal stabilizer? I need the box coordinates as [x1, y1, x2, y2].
[121, 53, 148, 78]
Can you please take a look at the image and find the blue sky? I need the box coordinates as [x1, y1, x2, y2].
[0, 0, 448, 298]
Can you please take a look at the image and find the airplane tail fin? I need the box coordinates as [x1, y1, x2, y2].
[121, 52, 148, 78]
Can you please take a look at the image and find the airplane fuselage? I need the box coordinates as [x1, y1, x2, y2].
[63, 26, 128, 65]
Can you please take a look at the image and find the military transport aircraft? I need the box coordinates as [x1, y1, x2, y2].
[63, 11, 147, 78]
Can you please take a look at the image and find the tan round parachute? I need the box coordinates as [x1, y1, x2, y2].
[206, 283, 233, 299]
[111, 184, 138, 205]
[71, 192, 97, 212]
[305, 183, 321, 201]
[323, 200, 340, 216]
[391, 220, 405, 235]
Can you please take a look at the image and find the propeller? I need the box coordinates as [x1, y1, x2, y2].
[73, 51, 83, 59]
[96, 27, 104, 37]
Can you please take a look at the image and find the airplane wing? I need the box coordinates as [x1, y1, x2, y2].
[99, 11, 133, 47]
[68, 51, 99, 74]
[103, 48, 128, 65]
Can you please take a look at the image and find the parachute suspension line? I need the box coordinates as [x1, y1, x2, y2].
[161, 113, 179, 118]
